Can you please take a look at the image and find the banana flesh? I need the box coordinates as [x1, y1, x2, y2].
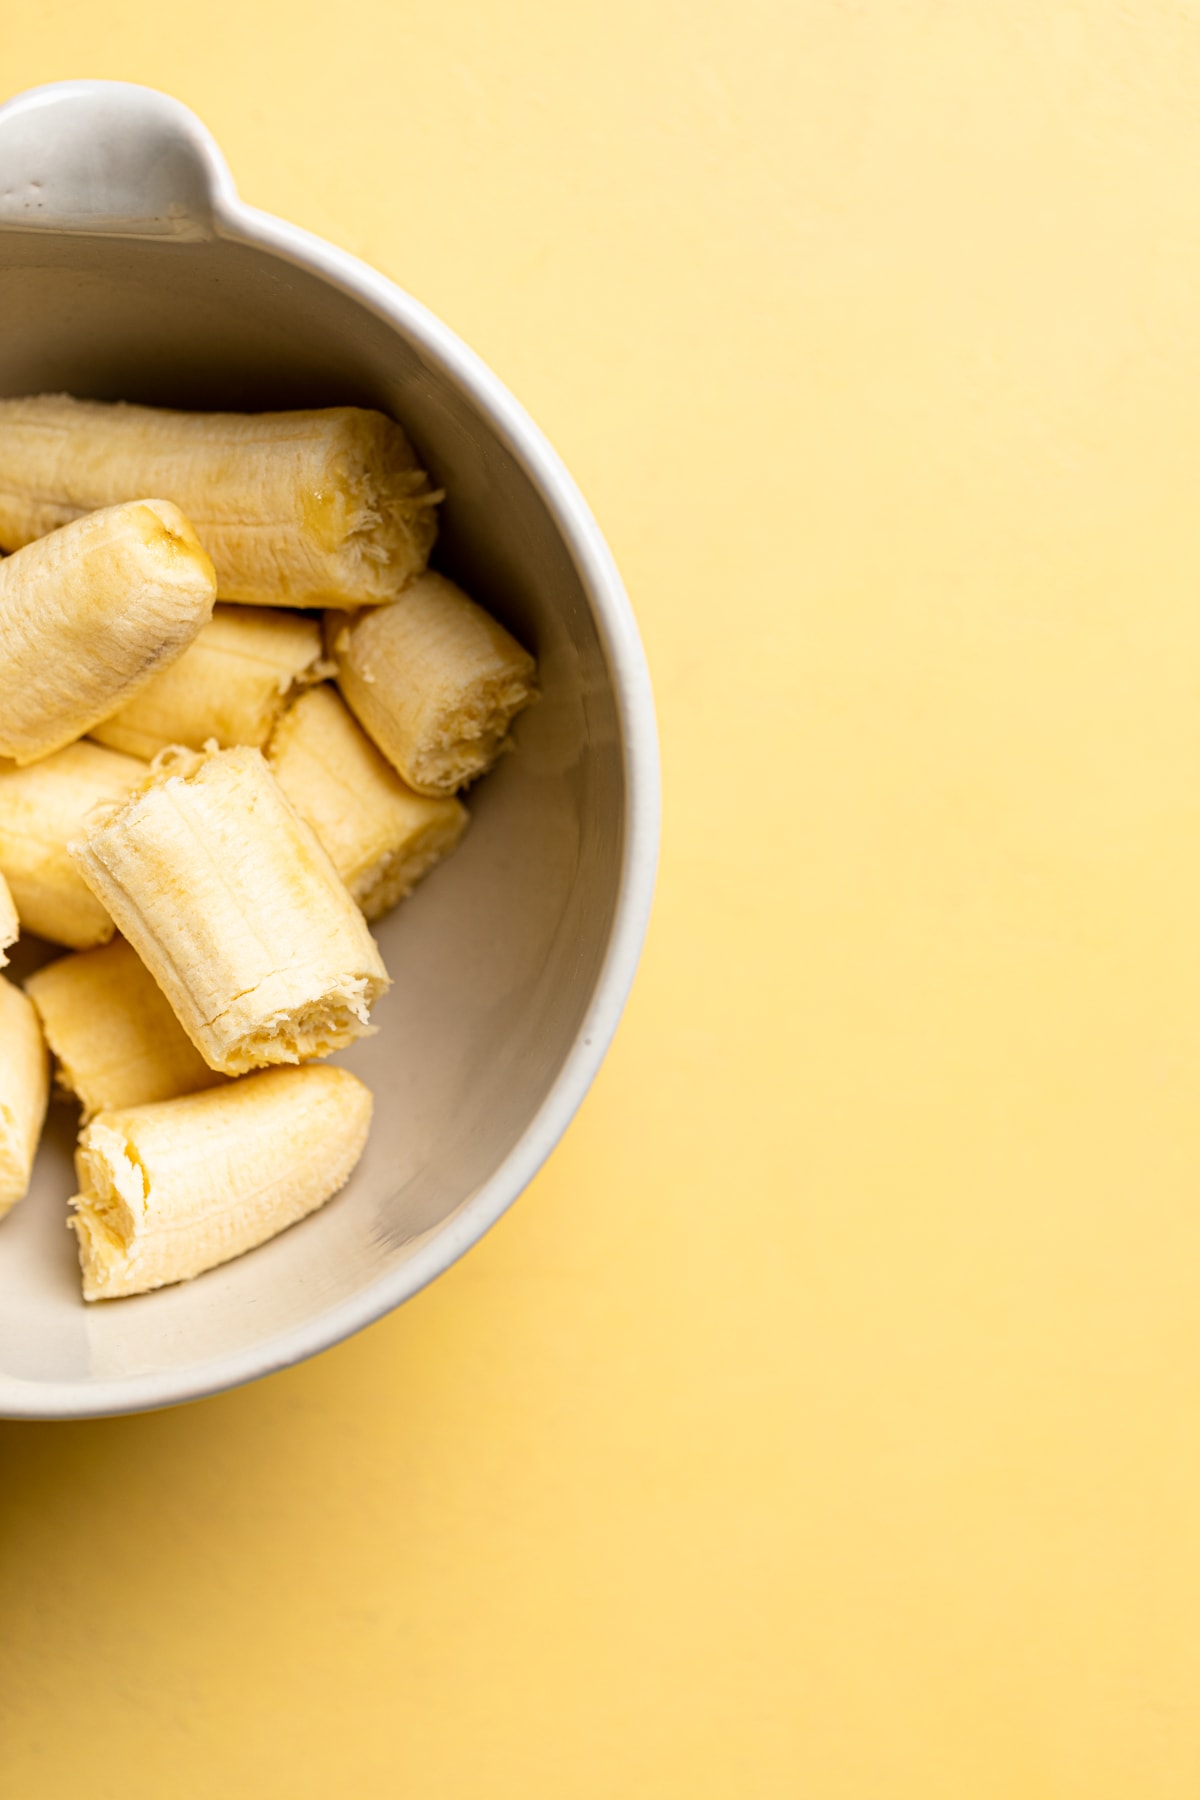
[0, 974, 49, 1219]
[70, 1064, 372, 1299]
[0, 742, 146, 948]
[26, 937, 226, 1121]
[91, 604, 328, 760]
[267, 685, 468, 921]
[328, 571, 537, 795]
[0, 500, 216, 765]
[0, 395, 440, 609]
[0, 872, 16, 966]
[70, 745, 390, 1076]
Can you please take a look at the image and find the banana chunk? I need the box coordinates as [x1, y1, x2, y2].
[0, 742, 146, 949]
[328, 572, 538, 795]
[0, 500, 217, 765]
[91, 604, 328, 760]
[0, 975, 49, 1220]
[0, 872, 16, 967]
[26, 938, 226, 1121]
[268, 685, 468, 921]
[70, 745, 390, 1076]
[69, 1065, 372, 1300]
[0, 395, 439, 610]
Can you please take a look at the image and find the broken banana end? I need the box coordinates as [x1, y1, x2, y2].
[70, 745, 390, 1075]
[328, 572, 538, 795]
[70, 1065, 372, 1299]
[267, 684, 468, 921]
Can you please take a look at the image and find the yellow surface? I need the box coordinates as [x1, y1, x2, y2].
[5, 3, 1200, 1794]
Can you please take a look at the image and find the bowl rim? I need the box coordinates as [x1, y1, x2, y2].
[0, 82, 660, 1420]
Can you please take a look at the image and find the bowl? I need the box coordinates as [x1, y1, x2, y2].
[0, 80, 659, 1419]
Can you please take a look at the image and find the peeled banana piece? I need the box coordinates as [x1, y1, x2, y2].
[71, 745, 390, 1076]
[0, 741, 147, 948]
[70, 1064, 372, 1299]
[268, 685, 468, 920]
[328, 571, 537, 795]
[0, 974, 49, 1219]
[0, 395, 440, 609]
[0, 500, 217, 765]
[91, 604, 328, 760]
[0, 871, 16, 967]
[26, 938, 225, 1121]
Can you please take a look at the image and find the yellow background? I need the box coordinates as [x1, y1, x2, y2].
[5, 2, 1200, 1794]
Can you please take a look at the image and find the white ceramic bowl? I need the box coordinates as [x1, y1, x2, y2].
[0, 80, 658, 1419]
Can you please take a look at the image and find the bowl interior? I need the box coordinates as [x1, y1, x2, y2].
[0, 229, 624, 1403]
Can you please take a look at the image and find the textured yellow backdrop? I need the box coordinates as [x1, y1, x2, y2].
[6, 3, 1200, 1795]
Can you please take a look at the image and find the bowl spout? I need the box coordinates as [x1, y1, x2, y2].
[0, 80, 235, 241]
